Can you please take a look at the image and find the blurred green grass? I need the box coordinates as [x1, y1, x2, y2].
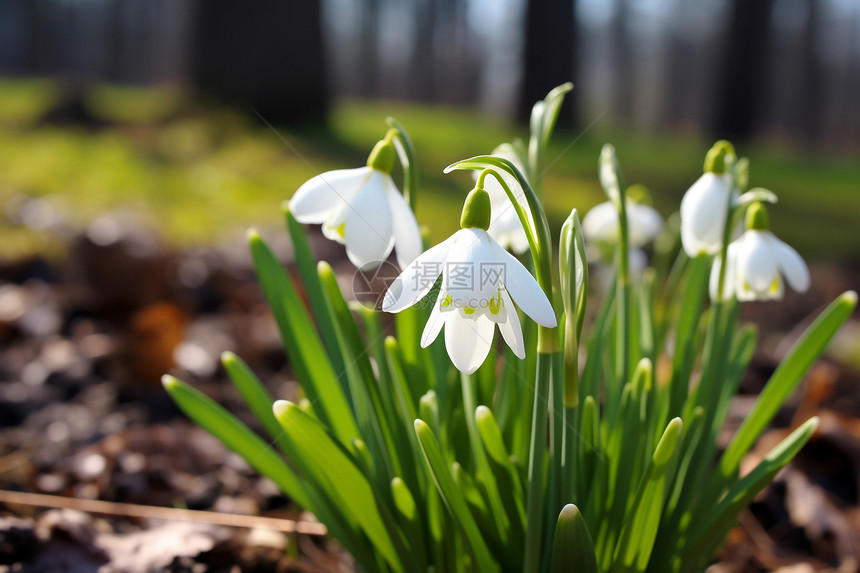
[0, 80, 857, 261]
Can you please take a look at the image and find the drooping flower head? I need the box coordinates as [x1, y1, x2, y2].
[711, 202, 809, 302]
[680, 141, 737, 257]
[582, 184, 663, 248]
[582, 184, 662, 287]
[288, 130, 422, 270]
[383, 176, 556, 374]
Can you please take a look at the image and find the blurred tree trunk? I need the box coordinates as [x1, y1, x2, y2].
[410, 0, 436, 101]
[796, 0, 823, 140]
[611, 0, 635, 123]
[436, 0, 479, 104]
[658, 32, 686, 130]
[847, 11, 860, 144]
[709, 0, 775, 141]
[190, 0, 329, 124]
[517, 0, 577, 125]
[357, 0, 379, 98]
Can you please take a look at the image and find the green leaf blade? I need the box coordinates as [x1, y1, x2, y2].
[162, 375, 311, 510]
[551, 504, 598, 573]
[414, 419, 500, 573]
[719, 291, 856, 479]
[273, 400, 411, 573]
[247, 229, 359, 445]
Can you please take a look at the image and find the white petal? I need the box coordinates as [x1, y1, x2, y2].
[709, 256, 722, 302]
[768, 234, 810, 293]
[322, 201, 349, 245]
[482, 170, 511, 209]
[628, 203, 663, 246]
[420, 288, 447, 347]
[383, 177, 423, 269]
[488, 207, 529, 255]
[497, 289, 524, 359]
[508, 225, 531, 255]
[343, 172, 395, 270]
[444, 313, 495, 374]
[736, 231, 779, 294]
[582, 202, 619, 243]
[443, 229, 499, 307]
[289, 167, 371, 224]
[383, 237, 453, 313]
[629, 248, 647, 277]
[724, 243, 738, 300]
[493, 239, 557, 327]
[709, 243, 737, 302]
[680, 173, 731, 256]
[484, 168, 533, 227]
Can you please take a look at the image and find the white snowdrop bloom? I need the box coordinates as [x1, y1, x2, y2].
[587, 245, 648, 291]
[710, 203, 809, 302]
[383, 187, 556, 374]
[582, 195, 663, 247]
[680, 141, 737, 257]
[475, 147, 531, 254]
[288, 134, 422, 271]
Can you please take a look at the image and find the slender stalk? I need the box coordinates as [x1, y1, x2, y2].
[543, 351, 566, 571]
[666, 169, 739, 549]
[692, 172, 738, 430]
[461, 372, 513, 556]
[616, 196, 632, 391]
[523, 351, 555, 573]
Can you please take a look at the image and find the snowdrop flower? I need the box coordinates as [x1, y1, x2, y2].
[680, 141, 737, 257]
[586, 244, 648, 291]
[710, 202, 809, 302]
[476, 146, 530, 254]
[582, 185, 663, 248]
[288, 130, 422, 270]
[383, 183, 556, 374]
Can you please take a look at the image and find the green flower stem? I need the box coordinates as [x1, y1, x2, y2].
[597, 144, 631, 409]
[460, 372, 514, 556]
[669, 167, 739, 545]
[385, 116, 418, 211]
[545, 350, 566, 569]
[692, 165, 739, 436]
[616, 192, 632, 393]
[523, 351, 554, 573]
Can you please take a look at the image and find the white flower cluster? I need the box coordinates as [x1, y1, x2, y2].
[289, 135, 809, 374]
[678, 146, 809, 301]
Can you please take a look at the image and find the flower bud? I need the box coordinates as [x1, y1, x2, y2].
[703, 140, 736, 174]
[625, 184, 652, 206]
[460, 173, 493, 230]
[745, 202, 770, 231]
[366, 129, 398, 174]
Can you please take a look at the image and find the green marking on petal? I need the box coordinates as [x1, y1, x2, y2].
[770, 277, 780, 294]
[336, 222, 346, 238]
[463, 307, 476, 315]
